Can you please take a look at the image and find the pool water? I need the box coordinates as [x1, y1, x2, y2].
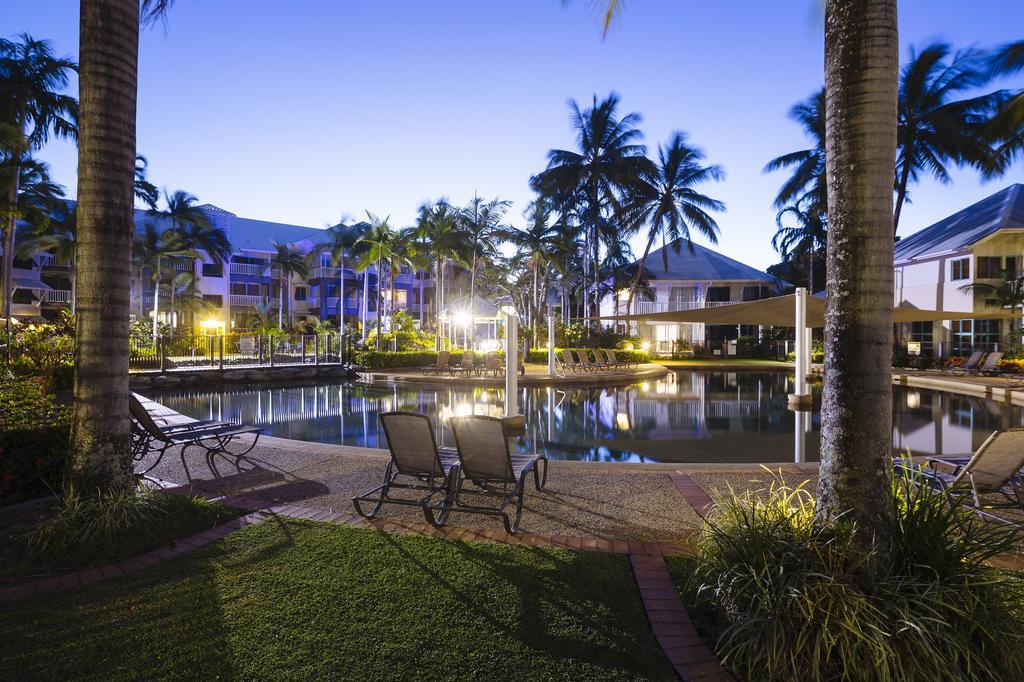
[147, 370, 1024, 464]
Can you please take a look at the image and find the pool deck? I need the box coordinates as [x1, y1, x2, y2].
[364, 362, 669, 386]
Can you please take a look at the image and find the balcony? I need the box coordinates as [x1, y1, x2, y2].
[169, 257, 194, 272]
[43, 290, 72, 305]
[37, 254, 72, 270]
[631, 300, 736, 315]
[229, 295, 278, 308]
[311, 266, 359, 280]
[229, 262, 270, 277]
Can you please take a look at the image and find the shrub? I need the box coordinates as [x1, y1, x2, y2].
[682, 472, 1024, 682]
[524, 348, 650, 364]
[352, 350, 487, 369]
[0, 375, 70, 505]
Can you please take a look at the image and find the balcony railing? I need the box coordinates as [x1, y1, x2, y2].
[630, 300, 737, 315]
[169, 257, 194, 272]
[43, 290, 72, 304]
[229, 295, 278, 308]
[229, 262, 270, 277]
[37, 254, 70, 269]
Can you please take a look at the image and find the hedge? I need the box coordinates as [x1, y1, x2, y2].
[0, 376, 70, 505]
[526, 348, 651, 364]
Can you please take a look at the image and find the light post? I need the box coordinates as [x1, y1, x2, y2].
[501, 305, 518, 417]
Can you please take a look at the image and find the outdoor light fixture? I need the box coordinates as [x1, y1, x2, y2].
[478, 339, 500, 353]
[640, 341, 651, 352]
[499, 304, 516, 316]
[453, 310, 471, 328]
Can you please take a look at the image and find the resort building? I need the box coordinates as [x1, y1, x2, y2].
[604, 240, 787, 353]
[8, 203, 438, 333]
[894, 184, 1024, 356]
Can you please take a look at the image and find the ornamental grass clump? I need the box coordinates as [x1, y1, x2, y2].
[685, 472, 1024, 682]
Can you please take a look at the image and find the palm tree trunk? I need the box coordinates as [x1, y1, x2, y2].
[808, 249, 815, 293]
[3, 162, 21, 361]
[419, 267, 424, 327]
[338, 256, 344, 337]
[360, 271, 368, 342]
[375, 257, 382, 350]
[816, 0, 898, 537]
[70, 0, 139, 494]
[278, 275, 284, 329]
[627, 228, 658, 315]
[532, 263, 539, 348]
[892, 155, 913, 236]
[151, 259, 160, 341]
[469, 250, 478, 349]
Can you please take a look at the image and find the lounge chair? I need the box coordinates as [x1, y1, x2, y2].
[352, 412, 460, 526]
[480, 353, 502, 377]
[895, 428, 1024, 524]
[574, 349, 601, 373]
[943, 351, 983, 375]
[129, 394, 261, 476]
[601, 349, 627, 370]
[447, 351, 476, 377]
[961, 351, 1004, 376]
[607, 349, 638, 370]
[561, 349, 582, 373]
[448, 415, 548, 533]
[423, 351, 450, 376]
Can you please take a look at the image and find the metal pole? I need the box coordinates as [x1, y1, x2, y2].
[788, 287, 810, 407]
[504, 309, 518, 417]
[159, 335, 166, 372]
[218, 335, 224, 370]
[314, 334, 320, 366]
[547, 310, 555, 376]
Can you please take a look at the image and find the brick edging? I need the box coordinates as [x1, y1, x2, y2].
[629, 552, 734, 682]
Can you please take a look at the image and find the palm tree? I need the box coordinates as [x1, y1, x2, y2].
[160, 271, 212, 326]
[414, 199, 464, 347]
[16, 199, 76, 311]
[154, 190, 230, 264]
[622, 132, 725, 313]
[772, 203, 827, 293]
[269, 241, 309, 329]
[0, 33, 77, 351]
[763, 88, 827, 211]
[133, 155, 158, 209]
[68, 0, 173, 493]
[320, 220, 368, 337]
[353, 212, 396, 350]
[893, 43, 998, 234]
[957, 270, 1024, 348]
[531, 93, 654, 321]
[459, 195, 510, 345]
[984, 40, 1024, 172]
[133, 223, 195, 338]
[505, 198, 558, 344]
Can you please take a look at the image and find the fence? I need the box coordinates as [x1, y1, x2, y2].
[662, 339, 792, 360]
[128, 333, 355, 371]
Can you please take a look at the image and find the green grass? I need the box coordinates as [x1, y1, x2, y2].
[0, 493, 242, 581]
[0, 520, 676, 680]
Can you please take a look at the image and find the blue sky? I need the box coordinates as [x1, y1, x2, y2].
[4, 1, 1023, 269]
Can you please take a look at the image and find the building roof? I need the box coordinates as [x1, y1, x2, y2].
[894, 184, 1024, 263]
[641, 239, 787, 287]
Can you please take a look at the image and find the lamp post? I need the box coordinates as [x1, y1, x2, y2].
[788, 287, 812, 408]
[501, 305, 518, 416]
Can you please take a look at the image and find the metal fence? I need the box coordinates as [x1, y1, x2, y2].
[128, 333, 354, 371]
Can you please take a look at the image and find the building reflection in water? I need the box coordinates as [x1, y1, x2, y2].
[150, 370, 1024, 465]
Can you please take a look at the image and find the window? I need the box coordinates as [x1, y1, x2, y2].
[977, 256, 1002, 279]
[202, 263, 224, 278]
[742, 286, 768, 301]
[294, 287, 307, 302]
[909, 321, 933, 355]
[706, 286, 731, 302]
[204, 294, 223, 307]
[320, 253, 331, 267]
[950, 257, 970, 281]
[975, 319, 1001, 349]
[1005, 256, 1019, 276]
[230, 283, 246, 296]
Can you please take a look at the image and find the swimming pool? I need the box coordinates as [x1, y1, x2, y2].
[147, 370, 1024, 464]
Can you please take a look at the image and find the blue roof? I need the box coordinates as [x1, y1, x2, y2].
[894, 184, 1024, 263]
[132, 204, 336, 252]
[642, 239, 787, 287]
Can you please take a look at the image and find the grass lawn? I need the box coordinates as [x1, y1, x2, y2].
[0, 493, 242, 583]
[0, 519, 676, 680]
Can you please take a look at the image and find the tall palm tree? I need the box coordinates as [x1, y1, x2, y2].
[459, 195, 510, 344]
[815, 0, 900, 536]
[0, 33, 77, 350]
[69, 0, 174, 493]
[772, 203, 827, 293]
[622, 132, 725, 312]
[133, 154, 158, 209]
[414, 198, 464, 347]
[531, 93, 653, 322]
[133, 223, 194, 338]
[893, 43, 997, 234]
[320, 220, 368, 337]
[353, 212, 396, 350]
[763, 88, 827, 211]
[269, 241, 309, 329]
[154, 190, 230, 264]
[505, 198, 558, 344]
[957, 270, 1024, 347]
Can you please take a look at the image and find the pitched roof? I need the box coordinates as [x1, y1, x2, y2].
[894, 184, 1024, 263]
[640, 239, 787, 287]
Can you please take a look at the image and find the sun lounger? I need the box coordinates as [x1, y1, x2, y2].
[447, 351, 476, 376]
[129, 394, 261, 476]
[962, 351, 1004, 376]
[573, 350, 598, 373]
[479, 353, 502, 377]
[602, 349, 627, 370]
[895, 428, 1024, 524]
[607, 349, 638, 370]
[352, 412, 460, 526]
[423, 351, 450, 375]
[560, 349, 581, 373]
[448, 415, 548, 533]
[943, 351, 983, 375]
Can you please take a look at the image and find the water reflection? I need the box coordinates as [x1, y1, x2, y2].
[147, 370, 1024, 465]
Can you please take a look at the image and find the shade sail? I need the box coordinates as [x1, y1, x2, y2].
[12, 277, 52, 291]
[600, 293, 1007, 328]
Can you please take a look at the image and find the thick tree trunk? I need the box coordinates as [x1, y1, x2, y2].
[375, 257, 382, 350]
[151, 259, 160, 341]
[816, 0, 898, 537]
[70, 0, 140, 494]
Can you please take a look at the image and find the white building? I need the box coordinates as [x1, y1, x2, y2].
[603, 240, 787, 353]
[894, 184, 1024, 356]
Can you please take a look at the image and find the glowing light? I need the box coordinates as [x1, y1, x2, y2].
[478, 339, 500, 353]
[199, 318, 225, 334]
[453, 310, 471, 327]
[615, 412, 630, 430]
[640, 382, 651, 392]
[640, 341, 651, 352]
[617, 289, 630, 301]
[906, 391, 921, 409]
